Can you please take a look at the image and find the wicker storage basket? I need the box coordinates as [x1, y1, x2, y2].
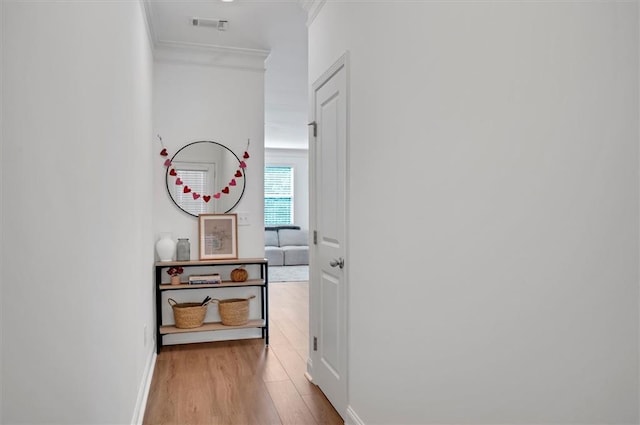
[213, 295, 256, 326]
[168, 298, 211, 329]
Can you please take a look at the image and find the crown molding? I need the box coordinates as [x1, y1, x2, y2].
[153, 40, 269, 71]
[265, 147, 309, 155]
[299, 0, 326, 26]
[157, 40, 269, 58]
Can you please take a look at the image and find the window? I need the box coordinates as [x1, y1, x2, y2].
[264, 166, 294, 226]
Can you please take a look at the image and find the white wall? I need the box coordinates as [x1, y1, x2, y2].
[153, 60, 265, 259]
[309, 2, 639, 424]
[1, 1, 155, 423]
[265, 148, 309, 230]
[153, 59, 265, 344]
[0, 0, 4, 420]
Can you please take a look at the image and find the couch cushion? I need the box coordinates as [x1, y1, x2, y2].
[278, 229, 308, 246]
[282, 246, 309, 266]
[265, 246, 284, 266]
[265, 229, 280, 247]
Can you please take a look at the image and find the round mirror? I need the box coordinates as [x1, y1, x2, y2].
[165, 141, 246, 217]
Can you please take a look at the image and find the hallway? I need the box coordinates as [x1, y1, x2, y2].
[143, 282, 343, 425]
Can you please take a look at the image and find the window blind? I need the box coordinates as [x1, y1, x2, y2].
[173, 169, 210, 215]
[264, 166, 294, 226]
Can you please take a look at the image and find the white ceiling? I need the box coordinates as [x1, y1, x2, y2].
[145, 0, 309, 150]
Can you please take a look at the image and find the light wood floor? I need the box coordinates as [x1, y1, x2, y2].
[143, 281, 343, 425]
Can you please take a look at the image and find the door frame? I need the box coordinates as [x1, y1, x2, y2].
[308, 51, 350, 415]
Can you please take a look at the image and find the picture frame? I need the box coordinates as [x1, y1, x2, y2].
[198, 213, 238, 260]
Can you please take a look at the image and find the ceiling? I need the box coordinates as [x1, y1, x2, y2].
[145, 0, 309, 150]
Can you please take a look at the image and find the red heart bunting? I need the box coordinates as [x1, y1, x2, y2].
[158, 144, 249, 199]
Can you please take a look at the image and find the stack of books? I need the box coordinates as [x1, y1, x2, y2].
[188, 273, 222, 285]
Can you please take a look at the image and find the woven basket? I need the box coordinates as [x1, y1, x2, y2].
[213, 295, 256, 326]
[168, 298, 211, 329]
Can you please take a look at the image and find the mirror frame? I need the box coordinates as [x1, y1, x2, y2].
[165, 140, 247, 217]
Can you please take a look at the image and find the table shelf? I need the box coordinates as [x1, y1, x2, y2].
[155, 258, 268, 353]
[160, 319, 266, 335]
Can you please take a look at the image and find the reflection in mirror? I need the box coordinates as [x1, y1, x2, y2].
[166, 141, 246, 217]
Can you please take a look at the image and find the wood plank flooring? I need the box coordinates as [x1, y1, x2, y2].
[143, 281, 343, 425]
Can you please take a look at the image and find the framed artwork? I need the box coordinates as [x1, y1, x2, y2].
[198, 213, 238, 260]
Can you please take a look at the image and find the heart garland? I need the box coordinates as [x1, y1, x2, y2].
[158, 135, 249, 204]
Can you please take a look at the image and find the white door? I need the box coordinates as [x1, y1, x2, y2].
[310, 55, 348, 418]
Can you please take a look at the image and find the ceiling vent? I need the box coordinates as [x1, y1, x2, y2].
[191, 17, 228, 31]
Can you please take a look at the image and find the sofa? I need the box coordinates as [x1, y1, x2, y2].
[265, 226, 309, 266]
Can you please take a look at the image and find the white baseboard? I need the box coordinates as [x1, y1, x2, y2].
[345, 405, 365, 425]
[306, 356, 314, 383]
[304, 371, 314, 383]
[131, 347, 157, 425]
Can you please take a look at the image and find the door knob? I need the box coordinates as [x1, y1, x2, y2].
[330, 257, 344, 269]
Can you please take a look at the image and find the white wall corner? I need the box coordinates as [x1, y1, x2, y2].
[138, 0, 157, 50]
[345, 406, 365, 425]
[130, 348, 157, 425]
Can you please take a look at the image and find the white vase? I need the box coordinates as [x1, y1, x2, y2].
[156, 233, 176, 262]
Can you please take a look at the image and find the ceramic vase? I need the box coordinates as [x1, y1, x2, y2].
[156, 232, 176, 262]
